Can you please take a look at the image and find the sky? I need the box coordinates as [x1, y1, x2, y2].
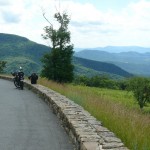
[0, 0, 150, 49]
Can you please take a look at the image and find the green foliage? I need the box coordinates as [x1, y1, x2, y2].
[73, 75, 123, 89]
[0, 61, 7, 73]
[128, 77, 150, 109]
[87, 75, 116, 89]
[41, 12, 74, 83]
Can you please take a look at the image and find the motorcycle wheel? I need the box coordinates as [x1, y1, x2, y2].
[14, 80, 20, 88]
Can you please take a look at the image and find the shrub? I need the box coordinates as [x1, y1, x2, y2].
[127, 77, 150, 109]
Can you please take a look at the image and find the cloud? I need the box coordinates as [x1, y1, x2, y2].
[0, 0, 11, 6]
[0, 0, 25, 24]
[1, 10, 21, 23]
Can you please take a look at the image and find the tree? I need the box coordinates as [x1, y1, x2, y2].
[41, 11, 74, 83]
[128, 77, 150, 109]
[0, 61, 7, 73]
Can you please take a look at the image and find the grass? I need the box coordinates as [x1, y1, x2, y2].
[38, 78, 150, 150]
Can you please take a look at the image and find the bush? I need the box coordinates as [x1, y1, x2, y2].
[73, 75, 119, 89]
[127, 77, 150, 109]
[0, 61, 7, 73]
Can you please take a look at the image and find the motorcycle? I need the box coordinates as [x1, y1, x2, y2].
[11, 72, 24, 90]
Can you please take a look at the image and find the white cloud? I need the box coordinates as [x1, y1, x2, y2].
[1, 10, 21, 23]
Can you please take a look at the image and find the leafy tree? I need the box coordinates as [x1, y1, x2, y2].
[117, 79, 128, 90]
[128, 77, 150, 109]
[0, 61, 7, 73]
[41, 11, 74, 83]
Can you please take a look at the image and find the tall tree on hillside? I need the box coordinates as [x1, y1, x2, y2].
[41, 11, 74, 83]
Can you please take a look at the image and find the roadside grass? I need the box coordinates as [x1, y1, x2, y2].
[38, 78, 150, 150]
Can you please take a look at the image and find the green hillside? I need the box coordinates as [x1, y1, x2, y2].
[0, 33, 50, 75]
[73, 57, 133, 78]
[0, 33, 132, 78]
[0, 33, 50, 59]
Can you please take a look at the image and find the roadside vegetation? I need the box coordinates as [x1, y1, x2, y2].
[38, 77, 150, 150]
[0, 61, 7, 73]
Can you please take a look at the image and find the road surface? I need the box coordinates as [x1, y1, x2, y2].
[0, 79, 74, 150]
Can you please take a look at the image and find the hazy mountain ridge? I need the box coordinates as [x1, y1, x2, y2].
[75, 46, 150, 53]
[74, 49, 150, 76]
[75, 49, 150, 63]
[73, 57, 132, 78]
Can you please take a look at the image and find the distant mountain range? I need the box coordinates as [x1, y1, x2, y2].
[74, 46, 150, 53]
[0, 33, 133, 78]
[74, 49, 150, 76]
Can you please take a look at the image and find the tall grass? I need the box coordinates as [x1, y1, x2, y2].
[38, 78, 150, 150]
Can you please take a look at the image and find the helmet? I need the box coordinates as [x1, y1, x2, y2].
[19, 66, 23, 71]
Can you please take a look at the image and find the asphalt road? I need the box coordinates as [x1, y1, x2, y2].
[0, 79, 74, 150]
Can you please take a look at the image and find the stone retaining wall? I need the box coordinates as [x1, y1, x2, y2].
[0, 75, 129, 150]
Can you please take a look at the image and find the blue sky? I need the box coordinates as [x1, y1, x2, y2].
[76, 0, 139, 11]
[0, 0, 150, 50]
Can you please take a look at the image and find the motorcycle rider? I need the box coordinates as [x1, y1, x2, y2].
[18, 66, 24, 80]
[11, 67, 24, 89]
[16, 66, 24, 89]
[28, 72, 38, 84]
